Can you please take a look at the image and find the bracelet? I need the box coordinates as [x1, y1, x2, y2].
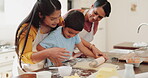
[89, 44, 95, 49]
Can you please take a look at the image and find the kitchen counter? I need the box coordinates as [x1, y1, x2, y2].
[13, 52, 148, 78]
[113, 42, 141, 50]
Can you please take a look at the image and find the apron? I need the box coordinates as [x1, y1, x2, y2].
[12, 28, 48, 76]
[79, 9, 94, 42]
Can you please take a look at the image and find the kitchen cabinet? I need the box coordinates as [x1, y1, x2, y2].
[0, 51, 16, 78]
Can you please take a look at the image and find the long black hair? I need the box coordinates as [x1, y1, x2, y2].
[94, 0, 111, 17]
[15, 0, 61, 71]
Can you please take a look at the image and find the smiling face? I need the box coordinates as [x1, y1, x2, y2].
[62, 27, 80, 39]
[42, 10, 61, 28]
[87, 7, 105, 22]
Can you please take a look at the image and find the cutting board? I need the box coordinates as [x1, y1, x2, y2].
[73, 60, 119, 70]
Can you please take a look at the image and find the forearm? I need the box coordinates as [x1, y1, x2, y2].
[22, 49, 49, 64]
[31, 50, 49, 63]
[81, 38, 92, 49]
[81, 37, 103, 53]
[32, 44, 50, 63]
[80, 47, 95, 58]
[21, 44, 49, 64]
[76, 42, 95, 58]
[92, 45, 102, 54]
[80, 38, 106, 59]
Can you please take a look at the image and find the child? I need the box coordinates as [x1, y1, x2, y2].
[37, 10, 96, 66]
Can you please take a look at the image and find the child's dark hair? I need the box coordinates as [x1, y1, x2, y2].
[64, 10, 85, 31]
[94, 0, 111, 17]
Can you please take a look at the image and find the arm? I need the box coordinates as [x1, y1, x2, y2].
[36, 44, 64, 66]
[81, 38, 108, 60]
[36, 44, 70, 60]
[19, 25, 70, 64]
[81, 38, 91, 49]
[20, 36, 70, 64]
[75, 42, 96, 58]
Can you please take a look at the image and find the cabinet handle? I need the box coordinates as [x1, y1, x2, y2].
[6, 73, 9, 77]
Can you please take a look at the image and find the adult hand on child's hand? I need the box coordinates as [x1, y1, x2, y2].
[46, 47, 70, 60]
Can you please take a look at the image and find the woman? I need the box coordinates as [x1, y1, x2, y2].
[63, 0, 111, 59]
[13, 0, 70, 76]
[76, 0, 111, 42]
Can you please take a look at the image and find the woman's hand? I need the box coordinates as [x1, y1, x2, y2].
[48, 57, 63, 67]
[46, 47, 70, 60]
[46, 47, 70, 66]
[91, 46, 108, 60]
[32, 47, 70, 63]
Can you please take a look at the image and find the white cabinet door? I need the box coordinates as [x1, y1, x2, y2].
[0, 51, 16, 73]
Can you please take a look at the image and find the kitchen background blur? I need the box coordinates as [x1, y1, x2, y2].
[0, 0, 148, 77]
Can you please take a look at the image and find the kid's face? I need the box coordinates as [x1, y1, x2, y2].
[43, 10, 61, 28]
[62, 27, 80, 39]
[87, 7, 105, 22]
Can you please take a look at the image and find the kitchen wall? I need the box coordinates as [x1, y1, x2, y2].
[72, 0, 95, 9]
[107, 0, 148, 51]
[59, 0, 68, 15]
[72, 0, 148, 51]
[0, 0, 36, 44]
[1, 0, 148, 52]
[0, 0, 67, 44]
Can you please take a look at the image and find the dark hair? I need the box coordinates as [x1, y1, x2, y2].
[94, 0, 111, 17]
[64, 10, 85, 31]
[15, 0, 61, 71]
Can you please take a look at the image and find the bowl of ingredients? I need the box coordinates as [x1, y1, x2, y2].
[126, 56, 143, 67]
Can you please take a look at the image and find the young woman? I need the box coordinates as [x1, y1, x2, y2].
[72, 0, 111, 42]
[13, 0, 70, 76]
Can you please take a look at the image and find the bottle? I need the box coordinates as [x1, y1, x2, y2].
[123, 64, 135, 78]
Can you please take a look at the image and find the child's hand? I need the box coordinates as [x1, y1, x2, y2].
[73, 52, 87, 58]
[91, 46, 108, 60]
